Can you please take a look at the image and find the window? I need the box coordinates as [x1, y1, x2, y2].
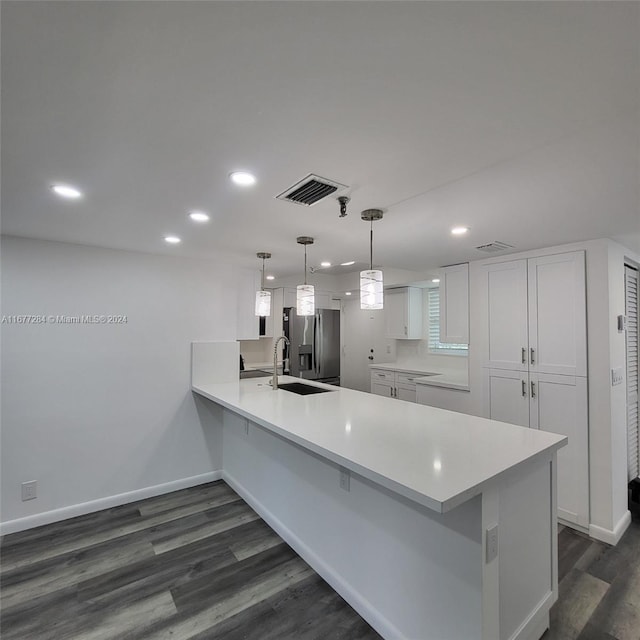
[427, 288, 468, 354]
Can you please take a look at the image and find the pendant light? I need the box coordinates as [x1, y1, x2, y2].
[360, 209, 384, 310]
[255, 252, 272, 317]
[296, 236, 315, 316]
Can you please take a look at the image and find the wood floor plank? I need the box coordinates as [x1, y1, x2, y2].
[557, 528, 594, 583]
[548, 569, 610, 639]
[0, 538, 155, 609]
[1, 493, 241, 572]
[151, 501, 261, 554]
[582, 553, 640, 640]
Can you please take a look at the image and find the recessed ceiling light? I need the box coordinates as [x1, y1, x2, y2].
[51, 184, 83, 199]
[230, 171, 256, 186]
[432, 278, 440, 283]
[340, 261, 356, 266]
[320, 261, 331, 268]
[451, 226, 469, 235]
[266, 275, 275, 281]
[188, 210, 210, 223]
[164, 235, 181, 244]
[345, 292, 352, 296]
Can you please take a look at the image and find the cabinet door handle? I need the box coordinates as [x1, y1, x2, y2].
[521, 380, 527, 396]
[530, 348, 535, 365]
[530, 381, 536, 398]
[404, 325, 407, 336]
[393, 387, 397, 398]
[521, 347, 526, 364]
[389, 387, 394, 398]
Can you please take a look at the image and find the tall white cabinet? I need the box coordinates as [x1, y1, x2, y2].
[483, 251, 589, 529]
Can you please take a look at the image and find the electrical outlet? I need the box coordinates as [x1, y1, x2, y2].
[22, 480, 37, 501]
[611, 367, 624, 387]
[486, 524, 498, 563]
[339, 467, 350, 492]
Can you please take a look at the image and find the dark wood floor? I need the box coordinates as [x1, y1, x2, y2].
[542, 492, 640, 640]
[1, 481, 638, 640]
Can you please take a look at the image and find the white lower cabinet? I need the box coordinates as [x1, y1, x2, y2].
[370, 369, 418, 402]
[485, 368, 589, 528]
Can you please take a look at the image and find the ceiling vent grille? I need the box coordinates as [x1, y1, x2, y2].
[276, 174, 348, 206]
[475, 241, 514, 253]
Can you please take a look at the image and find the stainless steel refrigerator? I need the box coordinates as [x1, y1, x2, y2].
[283, 307, 340, 385]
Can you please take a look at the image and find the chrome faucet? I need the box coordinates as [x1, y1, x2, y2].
[271, 335, 290, 390]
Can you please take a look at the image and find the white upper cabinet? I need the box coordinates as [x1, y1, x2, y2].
[485, 260, 529, 371]
[484, 251, 586, 377]
[527, 253, 587, 377]
[385, 287, 423, 339]
[439, 264, 469, 344]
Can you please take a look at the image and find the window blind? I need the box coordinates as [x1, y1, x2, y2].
[427, 288, 468, 353]
[626, 265, 639, 482]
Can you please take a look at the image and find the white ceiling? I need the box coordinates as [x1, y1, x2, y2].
[2, 1, 639, 279]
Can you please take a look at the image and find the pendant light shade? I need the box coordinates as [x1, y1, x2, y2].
[296, 284, 315, 316]
[360, 209, 384, 310]
[255, 252, 272, 317]
[296, 236, 315, 316]
[255, 289, 272, 316]
[360, 269, 383, 309]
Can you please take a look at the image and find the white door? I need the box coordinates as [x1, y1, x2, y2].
[341, 299, 391, 392]
[484, 260, 529, 371]
[484, 369, 530, 427]
[626, 265, 639, 481]
[528, 251, 587, 377]
[530, 373, 589, 528]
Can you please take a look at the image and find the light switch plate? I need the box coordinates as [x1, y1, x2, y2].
[339, 467, 350, 492]
[611, 367, 624, 387]
[486, 524, 498, 563]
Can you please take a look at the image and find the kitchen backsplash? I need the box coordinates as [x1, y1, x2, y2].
[396, 340, 468, 371]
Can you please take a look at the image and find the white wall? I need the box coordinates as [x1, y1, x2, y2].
[0, 236, 235, 531]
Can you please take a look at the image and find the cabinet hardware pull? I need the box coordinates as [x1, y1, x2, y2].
[522, 347, 526, 364]
[521, 380, 527, 396]
[531, 381, 536, 398]
[404, 326, 407, 336]
[530, 348, 535, 364]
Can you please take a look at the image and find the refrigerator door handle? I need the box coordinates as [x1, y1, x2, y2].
[313, 313, 318, 377]
[314, 312, 321, 378]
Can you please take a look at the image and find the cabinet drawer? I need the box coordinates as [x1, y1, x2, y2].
[396, 372, 419, 385]
[370, 369, 394, 382]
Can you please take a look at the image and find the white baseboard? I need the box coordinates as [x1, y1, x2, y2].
[589, 510, 632, 546]
[222, 470, 406, 640]
[0, 471, 223, 536]
[509, 591, 552, 640]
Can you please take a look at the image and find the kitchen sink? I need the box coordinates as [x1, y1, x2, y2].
[277, 382, 334, 395]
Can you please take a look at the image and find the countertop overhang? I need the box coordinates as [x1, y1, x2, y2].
[192, 376, 566, 514]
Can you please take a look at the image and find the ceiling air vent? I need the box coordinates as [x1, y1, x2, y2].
[475, 241, 514, 253]
[276, 174, 348, 206]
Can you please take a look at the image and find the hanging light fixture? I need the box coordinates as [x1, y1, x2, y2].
[360, 209, 384, 309]
[296, 236, 315, 316]
[255, 252, 272, 317]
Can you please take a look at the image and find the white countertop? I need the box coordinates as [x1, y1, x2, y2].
[193, 376, 566, 514]
[370, 361, 470, 391]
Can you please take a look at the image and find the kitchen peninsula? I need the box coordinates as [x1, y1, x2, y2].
[192, 342, 567, 640]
